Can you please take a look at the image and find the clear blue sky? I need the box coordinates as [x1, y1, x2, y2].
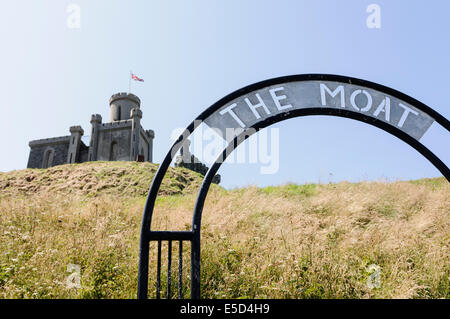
[1, 0, 449, 188]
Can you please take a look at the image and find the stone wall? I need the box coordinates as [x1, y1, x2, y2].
[174, 140, 221, 184]
[175, 154, 221, 184]
[96, 124, 133, 161]
[27, 137, 71, 168]
[79, 143, 89, 163]
[139, 130, 150, 161]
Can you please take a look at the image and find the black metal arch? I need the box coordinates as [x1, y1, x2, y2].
[137, 74, 450, 299]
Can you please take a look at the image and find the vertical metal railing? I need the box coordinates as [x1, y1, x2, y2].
[149, 231, 193, 299]
[178, 240, 183, 298]
[156, 240, 162, 299]
[166, 240, 172, 299]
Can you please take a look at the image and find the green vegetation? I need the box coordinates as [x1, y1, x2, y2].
[0, 162, 448, 299]
[259, 183, 316, 198]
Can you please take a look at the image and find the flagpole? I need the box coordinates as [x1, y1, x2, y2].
[128, 70, 132, 94]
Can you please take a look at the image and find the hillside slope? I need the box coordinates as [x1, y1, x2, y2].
[0, 161, 205, 197]
[0, 162, 448, 299]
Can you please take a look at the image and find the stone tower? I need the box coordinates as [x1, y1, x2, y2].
[67, 126, 84, 164]
[109, 92, 141, 122]
[87, 92, 154, 162]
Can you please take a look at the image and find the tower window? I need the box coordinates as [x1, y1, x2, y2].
[109, 141, 118, 161]
[117, 105, 121, 121]
[42, 148, 54, 168]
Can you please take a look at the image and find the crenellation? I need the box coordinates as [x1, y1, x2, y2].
[29, 136, 71, 147]
[146, 129, 155, 139]
[90, 114, 102, 123]
[131, 107, 142, 119]
[110, 92, 141, 105]
[100, 120, 132, 129]
[69, 126, 84, 134]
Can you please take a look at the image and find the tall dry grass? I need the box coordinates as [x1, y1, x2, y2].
[0, 174, 448, 298]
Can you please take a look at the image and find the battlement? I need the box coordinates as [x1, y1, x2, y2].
[100, 119, 132, 129]
[29, 135, 71, 147]
[109, 92, 140, 106]
[90, 114, 102, 124]
[146, 129, 155, 138]
[70, 126, 84, 134]
[131, 108, 142, 119]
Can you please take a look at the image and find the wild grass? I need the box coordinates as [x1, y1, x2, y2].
[0, 162, 448, 299]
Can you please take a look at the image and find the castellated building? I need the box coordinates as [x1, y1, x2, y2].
[27, 93, 155, 169]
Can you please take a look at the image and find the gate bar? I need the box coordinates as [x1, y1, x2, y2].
[156, 240, 162, 299]
[148, 231, 193, 241]
[167, 240, 172, 299]
[178, 240, 183, 299]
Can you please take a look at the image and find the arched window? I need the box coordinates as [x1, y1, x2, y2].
[109, 141, 118, 161]
[42, 148, 54, 168]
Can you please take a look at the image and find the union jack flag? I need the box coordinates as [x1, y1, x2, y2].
[131, 72, 144, 82]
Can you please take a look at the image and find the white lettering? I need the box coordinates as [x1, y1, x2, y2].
[180, 303, 214, 316]
[320, 83, 345, 108]
[244, 93, 271, 119]
[397, 103, 419, 128]
[350, 89, 372, 112]
[373, 97, 391, 122]
[219, 103, 246, 128]
[269, 87, 292, 111]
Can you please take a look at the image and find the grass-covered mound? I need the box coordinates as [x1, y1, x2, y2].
[0, 162, 448, 298]
[0, 161, 204, 197]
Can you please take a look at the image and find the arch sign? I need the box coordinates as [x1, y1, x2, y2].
[205, 80, 433, 142]
[137, 74, 450, 299]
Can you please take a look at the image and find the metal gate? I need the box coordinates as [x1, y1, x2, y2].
[137, 74, 450, 299]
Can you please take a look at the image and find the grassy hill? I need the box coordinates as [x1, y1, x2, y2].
[0, 161, 205, 197]
[0, 162, 448, 299]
